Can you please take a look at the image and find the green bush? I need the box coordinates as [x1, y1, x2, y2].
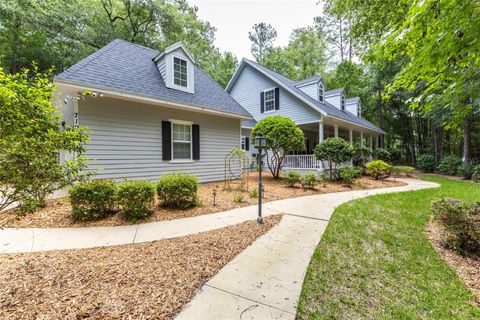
[301, 172, 319, 189]
[366, 160, 392, 180]
[416, 154, 435, 172]
[249, 188, 258, 198]
[438, 155, 462, 175]
[373, 148, 391, 162]
[283, 170, 301, 187]
[457, 163, 475, 180]
[472, 165, 480, 182]
[117, 181, 156, 221]
[431, 199, 480, 255]
[338, 167, 362, 185]
[314, 138, 354, 180]
[156, 173, 199, 209]
[69, 180, 117, 221]
[233, 194, 245, 203]
[388, 148, 402, 162]
[392, 166, 415, 177]
[352, 146, 372, 167]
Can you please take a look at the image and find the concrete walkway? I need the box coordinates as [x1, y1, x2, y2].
[0, 179, 438, 319]
[176, 179, 439, 319]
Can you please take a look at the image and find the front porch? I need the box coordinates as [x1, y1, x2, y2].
[283, 119, 380, 171]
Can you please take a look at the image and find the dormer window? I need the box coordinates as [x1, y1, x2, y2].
[318, 83, 324, 102]
[341, 95, 346, 111]
[173, 57, 188, 87]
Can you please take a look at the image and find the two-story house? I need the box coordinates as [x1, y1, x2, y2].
[226, 59, 385, 171]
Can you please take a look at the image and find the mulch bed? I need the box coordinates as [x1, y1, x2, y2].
[0, 173, 405, 228]
[0, 215, 281, 319]
[426, 222, 480, 302]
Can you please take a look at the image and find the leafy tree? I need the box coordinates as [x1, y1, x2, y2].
[314, 138, 354, 180]
[248, 22, 277, 62]
[0, 67, 89, 213]
[251, 116, 305, 179]
[263, 27, 328, 80]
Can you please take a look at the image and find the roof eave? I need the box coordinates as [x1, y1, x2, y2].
[55, 79, 252, 120]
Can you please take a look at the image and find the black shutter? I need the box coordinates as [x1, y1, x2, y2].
[260, 91, 265, 113]
[192, 124, 200, 160]
[162, 121, 171, 161]
[274, 87, 280, 110]
[245, 137, 250, 151]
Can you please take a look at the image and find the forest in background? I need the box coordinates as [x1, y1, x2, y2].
[1, 0, 479, 167]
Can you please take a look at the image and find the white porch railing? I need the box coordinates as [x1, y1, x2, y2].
[283, 155, 324, 170]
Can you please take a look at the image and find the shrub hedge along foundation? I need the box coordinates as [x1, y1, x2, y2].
[117, 181, 156, 221]
[69, 180, 117, 221]
[157, 173, 199, 209]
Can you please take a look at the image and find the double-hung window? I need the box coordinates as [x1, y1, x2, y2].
[172, 121, 192, 160]
[264, 89, 275, 112]
[173, 57, 188, 87]
[318, 83, 324, 102]
[341, 95, 346, 111]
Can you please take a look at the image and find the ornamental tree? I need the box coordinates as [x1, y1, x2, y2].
[251, 116, 305, 179]
[314, 138, 354, 180]
[0, 67, 89, 213]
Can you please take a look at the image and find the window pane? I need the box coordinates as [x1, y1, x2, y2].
[264, 89, 275, 111]
[173, 142, 191, 159]
[173, 123, 191, 141]
[174, 57, 188, 87]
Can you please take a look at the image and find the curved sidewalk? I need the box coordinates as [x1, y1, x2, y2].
[176, 178, 439, 319]
[0, 179, 437, 255]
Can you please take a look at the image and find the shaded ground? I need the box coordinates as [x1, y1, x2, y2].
[0, 173, 403, 228]
[297, 176, 480, 319]
[0, 215, 280, 319]
[426, 222, 480, 301]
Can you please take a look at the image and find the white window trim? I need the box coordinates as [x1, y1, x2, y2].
[169, 119, 194, 163]
[318, 83, 324, 102]
[171, 55, 189, 91]
[341, 95, 346, 111]
[263, 87, 276, 113]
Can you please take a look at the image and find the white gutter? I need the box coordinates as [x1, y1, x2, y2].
[55, 80, 252, 120]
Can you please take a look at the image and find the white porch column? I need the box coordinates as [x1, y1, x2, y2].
[360, 132, 364, 147]
[369, 135, 373, 148]
[349, 129, 353, 144]
[334, 125, 339, 138]
[318, 120, 324, 143]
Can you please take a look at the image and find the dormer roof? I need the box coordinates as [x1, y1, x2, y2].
[152, 42, 196, 64]
[294, 75, 323, 87]
[325, 88, 345, 96]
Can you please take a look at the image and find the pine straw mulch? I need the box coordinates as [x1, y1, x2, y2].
[0, 215, 281, 319]
[0, 173, 405, 228]
[425, 222, 480, 303]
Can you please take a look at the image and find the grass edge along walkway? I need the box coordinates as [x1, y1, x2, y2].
[297, 176, 480, 319]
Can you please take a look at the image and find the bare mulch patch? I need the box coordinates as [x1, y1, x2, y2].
[0, 215, 281, 319]
[426, 222, 480, 302]
[0, 173, 405, 228]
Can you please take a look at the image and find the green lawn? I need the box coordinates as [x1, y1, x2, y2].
[297, 176, 480, 319]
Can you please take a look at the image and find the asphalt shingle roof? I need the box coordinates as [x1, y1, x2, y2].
[56, 39, 251, 118]
[241, 59, 385, 134]
[241, 119, 257, 128]
[325, 88, 344, 96]
[294, 76, 322, 86]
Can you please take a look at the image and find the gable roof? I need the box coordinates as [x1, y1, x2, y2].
[152, 42, 195, 64]
[227, 59, 385, 134]
[55, 39, 251, 118]
[241, 119, 257, 129]
[294, 75, 322, 87]
[325, 88, 345, 96]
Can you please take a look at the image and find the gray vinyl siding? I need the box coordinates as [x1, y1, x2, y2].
[229, 65, 321, 124]
[157, 58, 166, 81]
[345, 102, 357, 116]
[325, 93, 341, 110]
[297, 83, 318, 100]
[79, 96, 241, 183]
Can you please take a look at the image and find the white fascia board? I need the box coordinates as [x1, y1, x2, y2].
[55, 80, 252, 120]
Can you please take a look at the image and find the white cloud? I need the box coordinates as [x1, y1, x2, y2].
[189, 0, 321, 59]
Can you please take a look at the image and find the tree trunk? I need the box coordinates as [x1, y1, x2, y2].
[10, 12, 21, 74]
[463, 116, 471, 162]
[377, 88, 384, 148]
[433, 124, 441, 168]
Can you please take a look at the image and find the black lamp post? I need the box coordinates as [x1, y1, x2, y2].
[254, 135, 267, 224]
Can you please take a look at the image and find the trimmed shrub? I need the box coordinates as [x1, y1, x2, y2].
[314, 138, 354, 180]
[157, 173, 199, 209]
[416, 154, 435, 172]
[117, 181, 156, 221]
[366, 160, 392, 180]
[69, 180, 117, 221]
[283, 170, 301, 187]
[438, 155, 462, 175]
[338, 167, 362, 185]
[352, 146, 372, 167]
[457, 163, 475, 180]
[472, 165, 480, 182]
[373, 148, 391, 162]
[431, 199, 480, 255]
[301, 172, 319, 189]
